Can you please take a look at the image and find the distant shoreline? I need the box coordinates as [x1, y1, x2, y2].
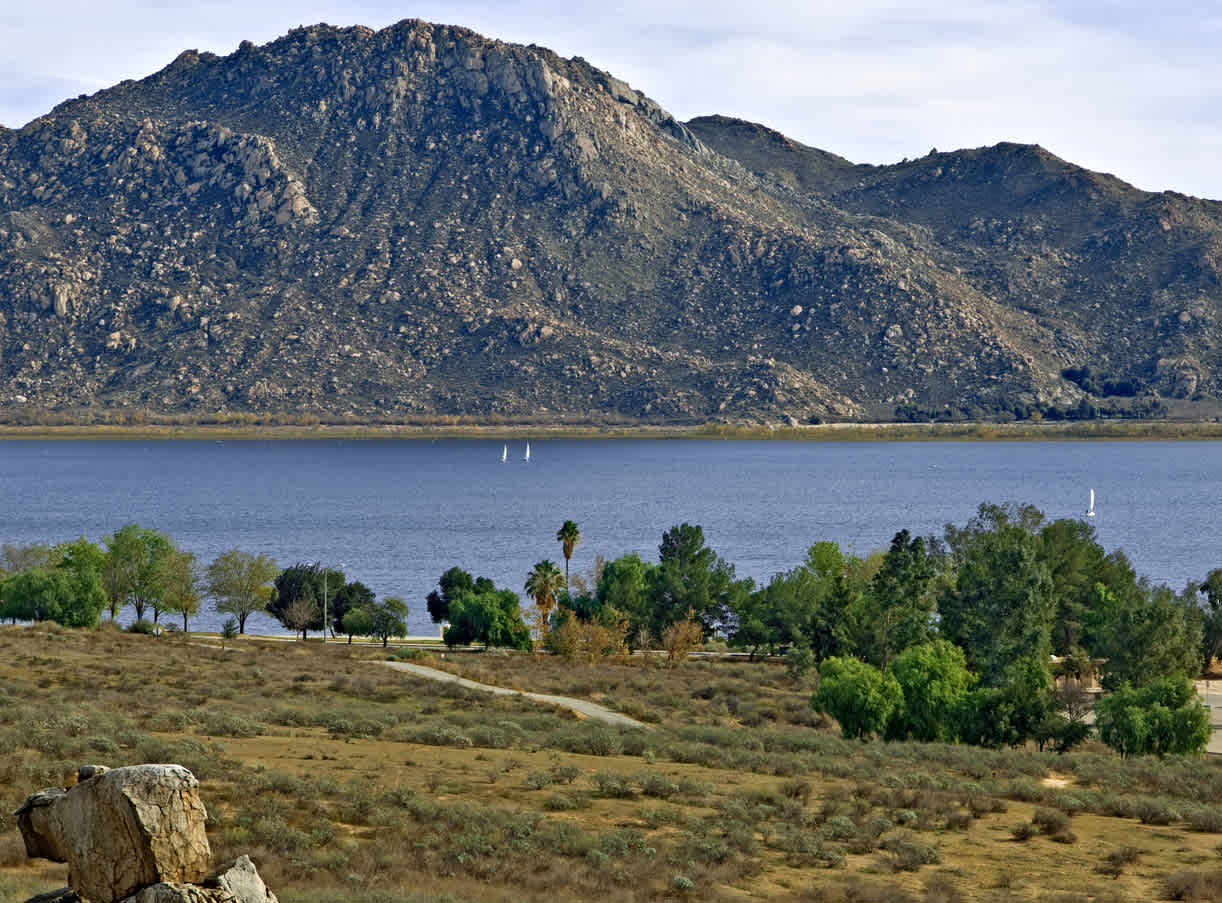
[1, 420, 1221, 441]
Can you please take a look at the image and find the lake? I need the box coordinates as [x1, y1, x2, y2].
[1, 439, 1218, 635]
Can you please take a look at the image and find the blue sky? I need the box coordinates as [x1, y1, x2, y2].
[3, 1, 1219, 199]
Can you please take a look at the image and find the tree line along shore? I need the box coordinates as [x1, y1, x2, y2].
[2, 502, 1218, 759]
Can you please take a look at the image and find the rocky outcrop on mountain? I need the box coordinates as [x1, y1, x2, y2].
[15, 764, 276, 903]
[1, 19, 1220, 423]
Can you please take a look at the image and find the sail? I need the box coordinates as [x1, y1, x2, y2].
[525, 442, 531, 462]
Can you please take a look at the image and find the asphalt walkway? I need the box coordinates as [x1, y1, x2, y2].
[377, 660, 648, 729]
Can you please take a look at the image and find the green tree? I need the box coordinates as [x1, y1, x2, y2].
[207, 549, 279, 634]
[887, 639, 977, 743]
[341, 606, 374, 643]
[162, 548, 203, 633]
[855, 530, 938, 669]
[426, 567, 494, 623]
[51, 536, 106, 580]
[1039, 518, 1112, 655]
[330, 580, 375, 639]
[958, 656, 1055, 748]
[269, 562, 344, 639]
[103, 524, 172, 622]
[1198, 569, 1222, 672]
[811, 656, 903, 740]
[650, 523, 741, 638]
[524, 560, 565, 626]
[556, 520, 582, 589]
[369, 597, 409, 647]
[596, 553, 655, 645]
[1095, 676, 1211, 757]
[937, 507, 1055, 684]
[1094, 582, 1202, 689]
[444, 589, 531, 650]
[0, 566, 106, 628]
[728, 584, 776, 659]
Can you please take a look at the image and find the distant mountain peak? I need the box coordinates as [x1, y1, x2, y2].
[0, 19, 1219, 425]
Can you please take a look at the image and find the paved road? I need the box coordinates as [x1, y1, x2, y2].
[378, 660, 648, 730]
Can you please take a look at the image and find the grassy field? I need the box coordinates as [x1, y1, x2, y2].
[4, 626, 1222, 902]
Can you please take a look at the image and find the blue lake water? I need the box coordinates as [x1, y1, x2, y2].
[1, 439, 1218, 635]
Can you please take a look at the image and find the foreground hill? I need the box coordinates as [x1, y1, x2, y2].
[5, 625, 1222, 903]
[1, 20, 1220, 424]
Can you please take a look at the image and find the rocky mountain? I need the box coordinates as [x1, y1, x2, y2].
[1, 19, 1220, 425]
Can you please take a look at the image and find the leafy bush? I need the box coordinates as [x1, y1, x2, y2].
[1011, 823, 1035, 842]
[1185, 804, 1222, 833]
[590, 772, 635, 798]
[126, 619, 158, 635]
[1032, 807, 1070, 836]
[638, 772, 679, 799]
[554, 727, 623, 757]
[779, 778, 813, 802]
[1164, 870, 1222, 901]
[1135, 798, 1179, 825]
[879, 831, 940, 870]
[524, 771, 553, 791]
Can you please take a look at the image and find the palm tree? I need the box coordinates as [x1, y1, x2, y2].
[525, 559, 565, 629]
[556, 520, 582, 589]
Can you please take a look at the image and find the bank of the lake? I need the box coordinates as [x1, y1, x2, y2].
[2, 419, 1222, 442]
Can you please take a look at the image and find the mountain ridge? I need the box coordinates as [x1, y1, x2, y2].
[1, 19, 1219, 425]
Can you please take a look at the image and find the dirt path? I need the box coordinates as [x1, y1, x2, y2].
[377, 661, 648, 729]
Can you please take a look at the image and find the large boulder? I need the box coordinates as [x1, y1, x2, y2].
[119, 856, 279, 903]
[15, 764, 212, 903]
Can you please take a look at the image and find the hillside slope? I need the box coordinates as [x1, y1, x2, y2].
[1, 20, 1220, 424]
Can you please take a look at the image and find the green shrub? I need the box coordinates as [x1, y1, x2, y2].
[1163, 870, 1222, 901]
[554, 727, 623, 757]
[1032, 807, 1070, 836]
[543, 793, 579, 811]
[879, 831, 940, 870]
[1135, 798, 1179, 826]
[590, 772, 635, 798]
[1185, 805, 1222, 833]
[779, 777, 812, 802]
[822, 815, 857, 841]
[1011, 823, 1035, 842]
[945, 812, 972, 831]
[126, 619, 158, 635]
[638, 772, 680, 799]
[524, 771, 553, 791]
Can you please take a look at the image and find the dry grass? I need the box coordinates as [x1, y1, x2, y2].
[2, 625, 1221, 902]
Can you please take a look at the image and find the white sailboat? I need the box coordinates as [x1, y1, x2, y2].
[524, 442, 531, 463]
[1086, 488, 1096, 518]
[501, 444, 507, 463]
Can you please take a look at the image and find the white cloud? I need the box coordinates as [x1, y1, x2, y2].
[2, 1, 1219, 198]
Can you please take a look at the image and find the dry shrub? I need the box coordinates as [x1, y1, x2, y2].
[924, 873, 964, 903]
[1164, 870, 1222, 901]
[662, 615, 704, 666]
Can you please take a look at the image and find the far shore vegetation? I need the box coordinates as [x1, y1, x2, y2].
[1, 416, 1222, 442]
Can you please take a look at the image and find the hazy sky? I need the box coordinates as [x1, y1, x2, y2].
[3, 1, 1219, 199]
